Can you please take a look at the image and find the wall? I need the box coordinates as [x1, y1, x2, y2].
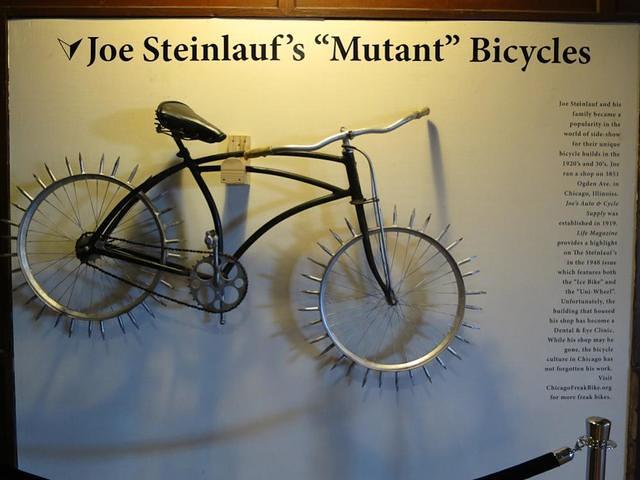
[8, 19, 640, 479]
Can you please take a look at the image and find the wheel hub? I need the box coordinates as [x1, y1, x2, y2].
[75, 232, 97, 263]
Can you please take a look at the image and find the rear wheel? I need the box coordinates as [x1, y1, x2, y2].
[17, 173, 166, 321]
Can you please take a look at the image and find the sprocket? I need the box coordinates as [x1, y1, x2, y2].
[189, 254, 248, 313]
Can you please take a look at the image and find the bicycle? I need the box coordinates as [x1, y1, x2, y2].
[5, 101, 483, 381]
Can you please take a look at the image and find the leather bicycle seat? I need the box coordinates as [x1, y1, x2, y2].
[155, 101, 227, 144]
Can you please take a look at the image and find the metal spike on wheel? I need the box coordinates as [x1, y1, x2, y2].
[100, 320, 106, 340]
[302, 273, 321, 283]
[316, 242, 333, 257]
[99, 154, 105, 175]
[307, 257, 326, 269]
[127, 165, 139, 184]
[344, 218, 356, 237]
[33, 174, 47, 190]
[457, 256, 474, 266]
[298, 306, 319, 312]
[111, 157, 120, 177]
[67, 318, 74, 338]
[64, 156, 73, 176]
[78, 153, 86, 174]
[0, 219, 18, 228]
[436, 224, 450, 242]
[408, 208, 415, 229]
[420, 213, 432, 233]
[329, 229, 344, 245]
[45, 164, 57, 182]
[446, 237, 463, 252]
[17, 186, 33, 203]
[11, 202, 26, 213]
[87, 321, 92, 338]
[392, 204, 398, 226]
[462, 269, 480, 279]
[117, 316, 126, 334]
[467, 290, 487, 296]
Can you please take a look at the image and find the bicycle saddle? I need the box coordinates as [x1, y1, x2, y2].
[155, 101, 227, 144]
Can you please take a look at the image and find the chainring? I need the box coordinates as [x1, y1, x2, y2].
[189, 254, 248, 313]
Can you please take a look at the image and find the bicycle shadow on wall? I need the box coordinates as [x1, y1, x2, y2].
[426, 120, 450, 226]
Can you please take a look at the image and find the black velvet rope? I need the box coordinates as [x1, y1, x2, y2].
[474, 452, 561, 480]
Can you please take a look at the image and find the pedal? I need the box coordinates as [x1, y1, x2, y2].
[204, 229, 217, 250]
[222, 135, 251, 185]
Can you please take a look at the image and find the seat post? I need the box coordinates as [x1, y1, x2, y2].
[172, 135, 192, 161]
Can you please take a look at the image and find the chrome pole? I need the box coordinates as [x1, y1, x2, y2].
[584, 416, 614, 480]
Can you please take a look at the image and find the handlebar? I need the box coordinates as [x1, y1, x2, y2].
[244, 107, 429, 159]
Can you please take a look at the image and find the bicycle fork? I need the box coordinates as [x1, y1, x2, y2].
[343, 144, 397, 305]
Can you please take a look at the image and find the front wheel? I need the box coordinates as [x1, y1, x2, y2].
[319, 227, 465, 372]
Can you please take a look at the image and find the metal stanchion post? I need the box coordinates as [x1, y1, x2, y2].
[473, 416, 617, 480]
[583, 416, 616, 480]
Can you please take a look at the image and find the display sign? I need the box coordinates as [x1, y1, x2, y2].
[8, 19, 639, 479]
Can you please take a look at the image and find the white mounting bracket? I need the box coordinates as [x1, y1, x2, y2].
[222, 135, 251, 185]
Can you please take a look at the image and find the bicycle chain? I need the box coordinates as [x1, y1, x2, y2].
[106, 235, 211, 255]
[91, 235, 221, 312]
[87, 261, 211, 312]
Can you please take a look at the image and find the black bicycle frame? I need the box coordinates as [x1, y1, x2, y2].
[89, 134, 393, 299]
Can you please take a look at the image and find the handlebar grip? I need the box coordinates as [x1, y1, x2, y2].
[415, 107, 430, 119]
[244, 146, 272, 159]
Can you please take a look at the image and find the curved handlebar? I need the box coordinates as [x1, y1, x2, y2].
[244, 107, 429, 159]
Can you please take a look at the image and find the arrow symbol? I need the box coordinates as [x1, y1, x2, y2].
[57, 38, 82, 60]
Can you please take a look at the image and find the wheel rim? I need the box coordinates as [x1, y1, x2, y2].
[319, 227, 465, 371]
[17, 173, 166, 320]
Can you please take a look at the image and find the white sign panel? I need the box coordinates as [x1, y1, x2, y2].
[8, 19, 639, 480]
